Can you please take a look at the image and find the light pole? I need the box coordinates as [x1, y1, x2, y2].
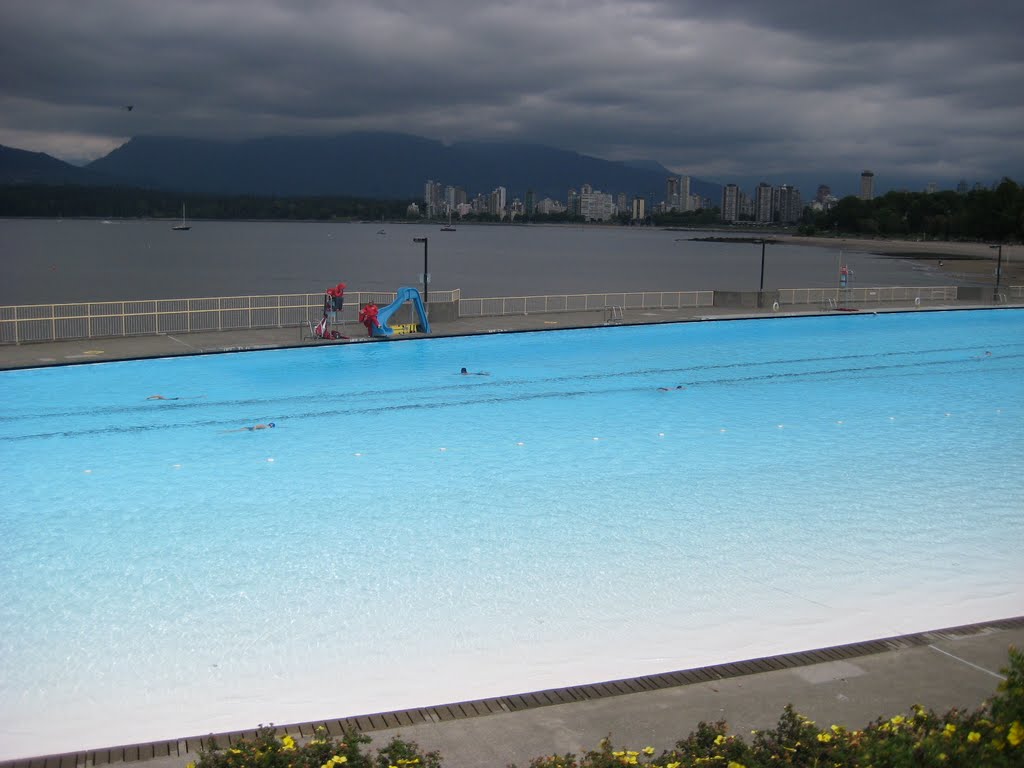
[990, 244, 1003, 301]
[758, 238, 766, 292]
[413, 236, 429, 312]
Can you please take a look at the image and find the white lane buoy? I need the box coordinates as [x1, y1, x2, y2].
[354, 452, 362, 457]
[84, 469, 93, 474]
[172, 464, 182, 469]
[658, 432, 665, 437]
[266, 457, 275, 462]
[516, 441, 525, 446]
[777, 424, 784, 429]
[439, 447, 447, 451]
[592, 437, 600, 441]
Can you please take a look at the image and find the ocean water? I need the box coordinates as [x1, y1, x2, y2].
[1, 309, 1022, 757]
[0, 218, 958, 304]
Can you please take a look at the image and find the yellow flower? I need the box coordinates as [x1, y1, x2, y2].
[230, 749, 242, 755]
[281, 734, 297, 751]
[612, 751, 625, 758]
[186, 764, 196, 768]
[944, 723, 956, 737]
[728, 762, 747, 768]
[890, 715, 905, 726]
[968, 731, 981, 743]
[830, 724, 844, 734]
[667, 763, 681, 768]
[1009, 721, 1024, 747]
[642, 746, 655, 755]
[714, 734, 726, 745]
[816, 733, 832, 743]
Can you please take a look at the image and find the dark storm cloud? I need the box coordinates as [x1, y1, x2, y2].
[0, 0, 1021, 189]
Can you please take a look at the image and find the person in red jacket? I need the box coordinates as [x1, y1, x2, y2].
[358, 302, 380, 336]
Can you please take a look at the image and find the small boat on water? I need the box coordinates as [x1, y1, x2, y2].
[440, 211, 456, 232]
[172, 204, 191, 231]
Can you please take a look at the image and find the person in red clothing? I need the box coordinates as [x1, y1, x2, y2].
[358, 302, 380, 336]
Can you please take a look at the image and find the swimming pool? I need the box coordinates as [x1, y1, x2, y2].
[1, 309, 1022, 757]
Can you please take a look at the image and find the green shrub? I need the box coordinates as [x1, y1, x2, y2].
[192, 648, 1024, 768]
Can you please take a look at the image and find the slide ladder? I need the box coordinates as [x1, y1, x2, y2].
[371, 287, 431, 336]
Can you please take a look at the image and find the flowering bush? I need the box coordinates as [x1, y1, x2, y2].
[189, 726, 440, 768]
[525, 646, 1024, 768]
[193, 648, 1023, 768]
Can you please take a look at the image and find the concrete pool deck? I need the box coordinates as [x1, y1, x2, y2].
[2, 302, 1022, 765]
[1, 618, 1021, 767]
[1, 298, 1020, 371]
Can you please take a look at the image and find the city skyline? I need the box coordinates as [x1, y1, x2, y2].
[1, 1, 1021, 190]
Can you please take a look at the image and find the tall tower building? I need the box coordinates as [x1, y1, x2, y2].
[680, 175, 691, 211]
[755, 182, 774, 223]
[860, 171, 875, 201]
[666, 177, 680, 210]
[721, 184, 739, 222]
[631, 196, 646, 221]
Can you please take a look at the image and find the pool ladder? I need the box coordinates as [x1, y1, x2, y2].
[604, 305, 624, 323]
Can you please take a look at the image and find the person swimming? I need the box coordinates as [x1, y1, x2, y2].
[146, 395, 179, 400]
[460, 367, 490, 376]
[657, 385, 686, 391]
[222, 423, 276, 432]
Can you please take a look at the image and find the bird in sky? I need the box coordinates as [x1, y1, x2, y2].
[123, 105, 133, 111]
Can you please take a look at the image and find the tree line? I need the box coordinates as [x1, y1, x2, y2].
[806, 177, 1023, 242]
[0, 184, 415, 221]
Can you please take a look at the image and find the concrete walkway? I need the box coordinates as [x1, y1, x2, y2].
[0, 300, 1015, 371]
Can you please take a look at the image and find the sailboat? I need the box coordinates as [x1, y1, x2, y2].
[441, 210, 456, 232]
[172, 204, 191, 231]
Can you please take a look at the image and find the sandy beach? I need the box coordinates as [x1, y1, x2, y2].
[781, 234, 1024, 286]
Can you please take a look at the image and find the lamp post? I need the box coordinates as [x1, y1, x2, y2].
[753, 238, 768, 307]
[758, 238, 766, 292]
[990, 244, 1003, 301]
[413, 236, 429, 312]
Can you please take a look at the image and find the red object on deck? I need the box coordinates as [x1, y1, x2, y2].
[358, 302, 380, 336]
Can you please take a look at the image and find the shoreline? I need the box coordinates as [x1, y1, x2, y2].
[779, 234, 1024, 284]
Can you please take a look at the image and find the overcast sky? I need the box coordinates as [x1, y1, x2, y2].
[1, 0, 1022, 190]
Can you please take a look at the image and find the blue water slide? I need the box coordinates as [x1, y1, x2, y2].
[371, 286, 431, 336]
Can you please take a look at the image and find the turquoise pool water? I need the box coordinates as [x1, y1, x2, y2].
[1, 309, 1022, 757]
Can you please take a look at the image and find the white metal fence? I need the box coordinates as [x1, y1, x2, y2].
[0, 290, 460, 345]
[778, 285, 958, 306]
[0, 285, 1015, 345]
[458, 290, 714, 318]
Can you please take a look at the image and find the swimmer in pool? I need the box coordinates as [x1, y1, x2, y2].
[657, 385, 686, 391]
[222, 423, 276, 432]
[460, 367, 490, 376]
[146, 395, 179, 400]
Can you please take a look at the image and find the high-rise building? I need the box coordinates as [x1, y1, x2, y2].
[721, 184, 739, 222]
[755, 183, 774, 223]
[815, 184, 831, 203]
[956, 179, 969, 195]
[860, 170, 875, 201]
[680, 176, 691, 211]
[631, 196, 646, 221]
[773, 184, 803, 224]
[666, 177, 680, 210]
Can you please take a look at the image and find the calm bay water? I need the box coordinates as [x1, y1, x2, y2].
[0, 219, 956, 305]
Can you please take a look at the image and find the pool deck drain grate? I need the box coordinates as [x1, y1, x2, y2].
[3, 615, 1022, 767]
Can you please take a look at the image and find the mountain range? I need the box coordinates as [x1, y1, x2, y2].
[0, 133, 721, 203]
